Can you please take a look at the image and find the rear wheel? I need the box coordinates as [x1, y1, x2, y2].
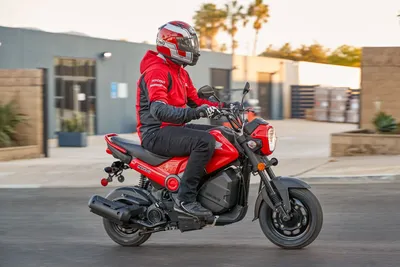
[259, 188, 323, 249]
[102, 218, 151, 247]
[102, 190, 152, 247]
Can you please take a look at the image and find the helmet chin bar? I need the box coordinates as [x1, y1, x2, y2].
[169, 57, 185, 66]
[164, 54, 199, 67]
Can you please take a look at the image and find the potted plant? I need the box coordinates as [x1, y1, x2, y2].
[58, 113, 87, 147]
[0, 100, 28, 148]
[372, 111, 399, 134]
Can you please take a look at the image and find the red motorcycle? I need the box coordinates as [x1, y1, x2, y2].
[88, 82, 323, 249]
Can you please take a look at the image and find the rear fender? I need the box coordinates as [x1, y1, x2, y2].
[104, 186, 153, 206]
[252, 177, 311, 221]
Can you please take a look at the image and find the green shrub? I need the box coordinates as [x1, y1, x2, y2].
[0, 100, 28, 147]
[61, 113, 85, 132]
[372, 111, 398, 133]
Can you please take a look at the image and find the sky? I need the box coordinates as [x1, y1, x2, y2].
[0, 0, 399, 55]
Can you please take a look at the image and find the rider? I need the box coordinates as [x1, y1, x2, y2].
[135, 20, 236, 218]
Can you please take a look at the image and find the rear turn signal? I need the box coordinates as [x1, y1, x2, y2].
[101, 178, 109, 187]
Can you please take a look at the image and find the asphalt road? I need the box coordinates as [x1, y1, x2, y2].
[1, 183, 400, 267]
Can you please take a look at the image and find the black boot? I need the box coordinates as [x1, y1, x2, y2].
[174, 200, 213, 218]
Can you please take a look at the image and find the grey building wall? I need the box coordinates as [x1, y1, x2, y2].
[231, 55, 289, 120]
[0, 26, 233, 138]
[186, 50, 233, 89]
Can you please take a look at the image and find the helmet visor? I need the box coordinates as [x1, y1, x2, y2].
[176, 34, 200, 55]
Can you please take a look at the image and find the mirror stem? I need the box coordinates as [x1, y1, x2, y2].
[212, 94, 222, 103]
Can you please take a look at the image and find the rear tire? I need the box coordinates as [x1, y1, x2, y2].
[102, 189, 152, 247]
[102, 218, 151, 247]
[259, 188, 323, 249]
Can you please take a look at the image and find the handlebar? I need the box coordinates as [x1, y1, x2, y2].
[218, 107, 255, 115]
[212, 105, 255, 132]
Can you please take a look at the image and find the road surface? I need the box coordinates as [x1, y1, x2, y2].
[1, 182, 400, 267]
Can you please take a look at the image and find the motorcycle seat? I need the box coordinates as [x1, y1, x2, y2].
[110, 136, 171, 166]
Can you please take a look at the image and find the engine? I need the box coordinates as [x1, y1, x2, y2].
[146, 203, 165, 224]
[197, 167, 242, 214]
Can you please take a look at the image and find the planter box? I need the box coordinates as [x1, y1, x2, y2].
[58, 132, 87, 147]
[331, 129, 400, 157]
[0, 145, 43, 161]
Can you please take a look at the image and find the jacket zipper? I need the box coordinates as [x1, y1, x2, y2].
[177, 69, 187, 102]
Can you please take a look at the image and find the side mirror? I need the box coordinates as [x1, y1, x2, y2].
[243, 82, 250, 95]
[198, 85, 215, 99]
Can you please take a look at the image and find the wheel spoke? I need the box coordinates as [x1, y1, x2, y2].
[267, 197, 310, 240]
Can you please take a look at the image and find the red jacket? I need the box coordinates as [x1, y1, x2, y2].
[136, 50, 219, 141]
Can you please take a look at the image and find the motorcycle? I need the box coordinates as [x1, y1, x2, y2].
[88, 82, 323, 249]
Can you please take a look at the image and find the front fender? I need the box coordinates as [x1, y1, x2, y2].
[252, 176, 311, 221]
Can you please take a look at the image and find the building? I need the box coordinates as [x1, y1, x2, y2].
[0, 26, 361, 139]
[360, 47, 400, 130]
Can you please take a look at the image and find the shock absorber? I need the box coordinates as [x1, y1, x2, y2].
[138, 174, 146, 188]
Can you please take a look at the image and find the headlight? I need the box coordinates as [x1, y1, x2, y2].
[268, 127, 277, 151]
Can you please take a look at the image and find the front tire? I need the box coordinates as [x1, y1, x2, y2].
[259, 188, 323, 249]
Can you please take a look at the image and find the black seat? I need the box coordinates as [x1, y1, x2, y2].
[110, 136, 171, 166]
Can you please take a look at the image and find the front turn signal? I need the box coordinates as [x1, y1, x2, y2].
[257, 162, 266, 171]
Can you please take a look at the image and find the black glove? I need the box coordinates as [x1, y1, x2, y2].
[195, 104, 221, 119]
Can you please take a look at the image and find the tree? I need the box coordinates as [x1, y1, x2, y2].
[327, 45, 361, 67]
[220, 43, 228, 53]
[224, 0, 249, 55]
[259, 42, 362, 67]
[259, 43, 299, 61]
[247, 0, 270, 56]
[294, 42, 329, 63]
[278, 43, 299, 60]
[193, 3, 227, 51]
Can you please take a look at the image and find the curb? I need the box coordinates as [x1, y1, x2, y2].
[298, 174, 400, 183]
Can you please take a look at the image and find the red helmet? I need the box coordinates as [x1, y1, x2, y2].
[156, 21, 200, 66]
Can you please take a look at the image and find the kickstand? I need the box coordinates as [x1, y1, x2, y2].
[206, 215, 219, 227]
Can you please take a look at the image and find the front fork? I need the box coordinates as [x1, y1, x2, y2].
[257, 160, 291, 221]
[239, 137, 291, 221]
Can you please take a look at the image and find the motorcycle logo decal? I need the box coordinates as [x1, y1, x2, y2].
[137, 165, 151, 174]
[215, 141, 223, 150]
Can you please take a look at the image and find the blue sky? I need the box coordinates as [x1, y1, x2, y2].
[0, 0, 399, 55]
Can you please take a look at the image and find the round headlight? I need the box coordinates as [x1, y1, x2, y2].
[268, 127, 277, 152]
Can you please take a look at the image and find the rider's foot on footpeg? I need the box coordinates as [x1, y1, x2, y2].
[174, 201, 213, 218]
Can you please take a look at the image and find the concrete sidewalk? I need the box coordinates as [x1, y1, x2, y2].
[0, 120, 399, 188]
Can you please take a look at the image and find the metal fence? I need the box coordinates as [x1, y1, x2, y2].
[290, 85, 318, 119]
[291, 85, 361, 123]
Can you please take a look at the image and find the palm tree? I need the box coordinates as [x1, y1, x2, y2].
[193, 3, 227, 51]
[247, 0, 270, 56]
[220, 43, 228, 53]
[224, 0, 249, 55]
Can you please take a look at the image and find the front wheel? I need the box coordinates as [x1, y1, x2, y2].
[259, 188, 323, 249]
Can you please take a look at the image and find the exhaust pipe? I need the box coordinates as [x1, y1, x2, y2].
[88, 195, 145, 225]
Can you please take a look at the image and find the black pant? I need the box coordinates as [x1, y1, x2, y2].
[142, 124, 216, 202]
